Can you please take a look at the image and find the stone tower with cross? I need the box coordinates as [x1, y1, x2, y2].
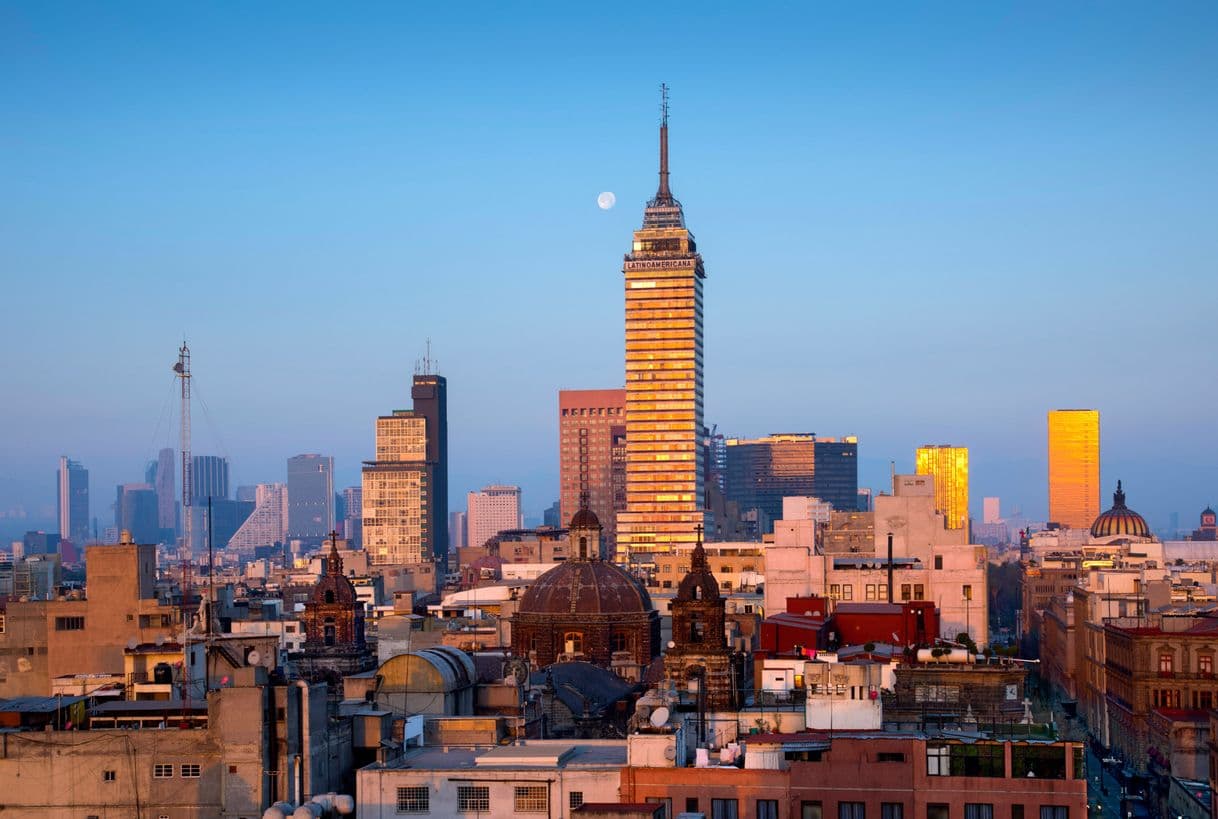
[664, 526, 737, 711]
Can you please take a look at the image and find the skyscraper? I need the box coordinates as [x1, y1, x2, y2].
[152, 447, 175, 533]
[341, 485, 363, 546]
[466, 485, 522, 549]
[287, 454, 334, 543]
[915, 445, 970, 531]
[723, 434, 859, 532]
[559, 389, 626, 553]
[229, 483, 288, 552]
[114, 483, 159, 544]
[56, 456, 89, 544]
[362, 374, 448, 567]
[1047, 409, 1101, 529]
[191, 455, 229, 504]
[616, 87, 706, 563]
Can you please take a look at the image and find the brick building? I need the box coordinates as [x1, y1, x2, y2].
[664, 532, 737, 712]
[296, 534, 374, 688]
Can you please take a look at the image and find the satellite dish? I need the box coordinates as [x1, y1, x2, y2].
[650, 706, 670, 727]
[155, 635, 166, 646]
[666, 641, 676, 649]
[246, 650, 262, 667]
[127, 637, 138, 650]
[664, 745, 676, 760]
[17, 658, 32, 673]
[263, 653, 275, 668]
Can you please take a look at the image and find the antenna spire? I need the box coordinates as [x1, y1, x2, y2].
[657, 83, 671, 201]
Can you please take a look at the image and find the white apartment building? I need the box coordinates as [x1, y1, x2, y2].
[466, 485, 522, 550]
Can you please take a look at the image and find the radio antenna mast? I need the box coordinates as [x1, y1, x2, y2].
[174, 343, 192, 557]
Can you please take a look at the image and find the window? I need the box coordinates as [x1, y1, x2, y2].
[839, 803, 865, 819]
[928, 806, 949, 819]
[563, 632, 584, 654]
[965, 806, 993, 819]
[901, 584, 912, 602]
[758, 801, 779, 819]
[55, 616, 85, 631]
[1011, 745, 1066, 779]
[879, 584, 888, 600]
[1159, 652, 1174, 673]
[927, 745, 949, 776]
[830, 584, 842, 600]
[153, 763, 174, 778]
[515, 785, 547, 813]
[1039, 809, 1067, 819]
[1012, 807, 1024, 819]
[102, 770, 116, 782]
[458, 785, 490, 812]
[803, 803, 824, 819]
[866, 584, 877, 601]
[962, 585, 972, 601]
[1201, 655, 1214, 674]
[570, 792, 584, 811]
[611, 632, 630, 652]
[181, 763, 200, 778]
[914, 584, 925, 599]
[397, 786, 429, 813]
[646, 797, 672, 819]
[949, 743, 1004, 777]
[842, 584, 853, 601]
[687, 798, 700, 814]
[883, 805, 904, 819]
[877, 752, 906, 762]
[712, 799, 739, 819]
[934, 556, 943, 570]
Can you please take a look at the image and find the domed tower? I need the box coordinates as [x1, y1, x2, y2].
[511, 498, 659, 677]
[1090, 481, 1152, 540]
[297, 532, 373, 690]
[665, 527, 736, 711]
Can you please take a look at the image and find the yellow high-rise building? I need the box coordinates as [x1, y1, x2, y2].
[915, 445, 969, 530]
[1047, 409, 1100, 529]
[362, 411, 431, 566]
[615, 88, 707, 563]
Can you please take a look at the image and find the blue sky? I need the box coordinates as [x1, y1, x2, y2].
[2, 2, 1216, 533]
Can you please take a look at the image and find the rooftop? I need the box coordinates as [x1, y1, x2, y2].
[368, 741, 627, 772]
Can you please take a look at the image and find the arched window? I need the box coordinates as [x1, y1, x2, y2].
[324, 616, 336, 647]
[324, 590, 335, 604]
[563, 631, 584, 654]
[689, 616, 705, 643]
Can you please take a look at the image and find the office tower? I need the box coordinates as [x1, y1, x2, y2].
[983, 497, 1001, 525]
[466, 485, 522, 549]
[857, 488, 873, 513]
[559, 389, 626, 552]
[616, 88, 707, 563]
[362, 373, 447, 567]
[411, 373, 448, 563]
[542, 503, 560, 530]
[723, 434, 860, 532]
[235, 485, 258, 502]
[114, 483, 160, 544]
[229, 483, 288, 552]
[22, 531, 60, 556]
[915, 445, 970, 531]
[1047, 409, 1101, 529]
[191, 455, 229, 503]
[341, 486, 363, 546]
[56, 457, 89, 544]
[449, 510, 468, 550]
[287, 454, 335, 542]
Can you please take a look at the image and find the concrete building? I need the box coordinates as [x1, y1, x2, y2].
[616, 99, 708, 564]
[767, 475, 988, 644]
[983, 497, 1001, 525]
[467, 485, 523, 551]
[915, 444, 970, 531]
[559, 388, 627, 554]
[0, 533, 178, 697]
[341, 484, 362, 546]
[288, 453, 335, 543]
[357, 740, 627, 819]
[56, 455, 89, 545]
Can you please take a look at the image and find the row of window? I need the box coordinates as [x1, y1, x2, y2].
[396, 785, 568, 814]
[152, 763, 201, 778]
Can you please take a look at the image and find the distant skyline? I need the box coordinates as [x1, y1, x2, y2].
[2, 3, 1216, 534]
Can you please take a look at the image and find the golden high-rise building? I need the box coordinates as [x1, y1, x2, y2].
[1047, 409, 1100, 529]
[915, 445, 969, 530]
[362, 411, 431, 565]
[615, 88, 706, 563]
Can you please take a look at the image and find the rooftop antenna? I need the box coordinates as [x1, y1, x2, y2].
[174, 343, 192, 558]
[415, 338, 438, 376]
[657, 83, 671, 202]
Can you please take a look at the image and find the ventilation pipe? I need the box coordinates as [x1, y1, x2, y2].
[886, 533, 894, 604]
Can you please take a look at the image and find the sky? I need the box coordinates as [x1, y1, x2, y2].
[2, 2, 1216, 535]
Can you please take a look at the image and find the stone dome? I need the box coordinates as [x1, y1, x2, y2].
[1091, 480, 1151, 539]
[519, 559, 653, 616]
[569, 505, 602, 531]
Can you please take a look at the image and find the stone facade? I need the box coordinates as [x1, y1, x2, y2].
[296, 535, 373, 687]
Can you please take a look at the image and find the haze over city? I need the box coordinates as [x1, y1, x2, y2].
[3, 2, 1216, 532]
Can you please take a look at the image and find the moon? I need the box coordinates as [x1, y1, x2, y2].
[597, 191, 616, 210]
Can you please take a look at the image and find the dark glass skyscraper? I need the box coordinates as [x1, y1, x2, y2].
[411, 373, 448, 564]
[288, 454, 335, 543]
[723, 434, 859, 532]
[191, 455, 229, 504]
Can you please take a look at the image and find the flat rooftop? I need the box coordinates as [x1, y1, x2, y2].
[368, 741, 627, 771]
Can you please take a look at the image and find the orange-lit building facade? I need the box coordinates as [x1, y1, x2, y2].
[1047, 409, 1100, 529]
[559, 389, 626, 553]
[915, 445, 969, 531]
[616, 95, 706, 563]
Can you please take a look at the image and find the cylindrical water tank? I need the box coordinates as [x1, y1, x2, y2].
[292, 805, 323, 819]
[261, 808, 287, 819]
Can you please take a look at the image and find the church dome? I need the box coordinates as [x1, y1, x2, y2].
[569, 505, 602, 531]
[1091, 481, 1151, 539]
[519, 559, 653, 616]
